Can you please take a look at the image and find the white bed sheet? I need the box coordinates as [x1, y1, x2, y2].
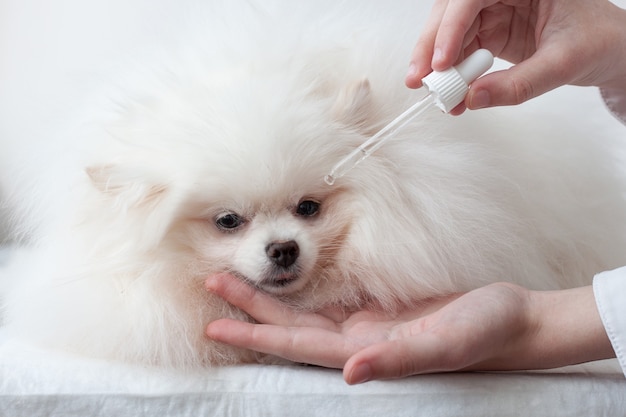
[1, 331, 625, 417]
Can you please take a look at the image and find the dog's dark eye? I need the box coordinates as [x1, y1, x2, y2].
[215, 213, 245, 231]
[296, 200, 320, 217]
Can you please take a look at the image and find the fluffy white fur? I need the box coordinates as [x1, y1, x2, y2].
[2, 0, 626, 368]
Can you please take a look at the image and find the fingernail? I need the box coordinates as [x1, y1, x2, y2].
[204, 275, 221, 291]
[469, 89, 490, 109]
[348, 363, 372, 385]
[205, 281, 215, 292]
[432, 47, 444, 66]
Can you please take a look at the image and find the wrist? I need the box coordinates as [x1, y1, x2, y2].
[597, 3, 626, 91]
[472, 283, 616, 372]
[524, 285, 615, 369]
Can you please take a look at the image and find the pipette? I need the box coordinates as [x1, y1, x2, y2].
[324, 49, 494, 186]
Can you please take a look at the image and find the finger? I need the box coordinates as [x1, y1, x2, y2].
[405, 44, 435, 89]
[205, 274, 337, 330]
[206, 318, 352, 369]
[462, 16, 482, 52]
[466, 48, 572, 109]
[448, 102, 467, 116]
[406, 0, 449, 88]
[343, 333, 456, 384]
[432, 0, 495, 70]
[407, 0, 490, 88]
[314, 304, 354, 323]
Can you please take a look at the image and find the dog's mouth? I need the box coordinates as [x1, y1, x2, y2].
[262, 271, 299, 289]
[257, 266, 305, 294]
[229, 268, 303, 295]
[232, 267, 304, 295]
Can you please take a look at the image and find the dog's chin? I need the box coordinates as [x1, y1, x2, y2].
[260, 276, 304, 295]
[236, 269, 309, 295]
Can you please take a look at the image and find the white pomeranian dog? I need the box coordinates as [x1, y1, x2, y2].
[2, 0, 626, 368]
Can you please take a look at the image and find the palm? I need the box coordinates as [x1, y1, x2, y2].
[206, 274, 462, 369]
[206, 291, 405, 368]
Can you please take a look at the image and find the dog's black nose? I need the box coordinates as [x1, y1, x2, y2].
[266, 240, 299, 268]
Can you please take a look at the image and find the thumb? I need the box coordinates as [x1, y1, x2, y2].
[343, 334, 456, 384]
[466, 50, 569, 109]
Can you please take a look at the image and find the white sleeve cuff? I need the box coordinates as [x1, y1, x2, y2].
[593, 266, 626, 377]
[600, 88, 626, 127]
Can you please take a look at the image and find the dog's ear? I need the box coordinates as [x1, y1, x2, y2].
[86, 164, 168, 210]
[85, 164, 184, 251]
[331, 79, 373, 130]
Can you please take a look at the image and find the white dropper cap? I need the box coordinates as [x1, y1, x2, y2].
[421, 49, 494, 113]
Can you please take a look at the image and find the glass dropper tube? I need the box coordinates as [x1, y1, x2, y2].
[323, 48, 494, 186]
[324, 93, 435, 185]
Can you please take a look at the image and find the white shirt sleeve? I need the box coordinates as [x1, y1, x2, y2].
[600, 88, 626, 126]
[593, 267, 626, 376]
[594, 88, 626, 377]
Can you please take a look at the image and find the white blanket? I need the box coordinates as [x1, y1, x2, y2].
[1, 331, 624, 417]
